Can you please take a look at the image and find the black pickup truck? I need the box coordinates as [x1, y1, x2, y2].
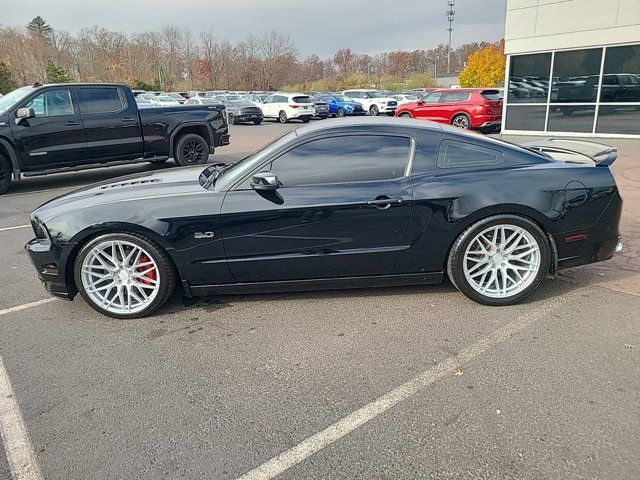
[0, 83, 230, 194]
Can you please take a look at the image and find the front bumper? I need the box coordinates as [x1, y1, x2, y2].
[25, 238, 73, 300]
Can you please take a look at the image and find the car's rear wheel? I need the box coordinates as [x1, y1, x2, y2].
[337, 108, 345, 117]
[301, 117, 310, 123]
[278, 110, 288, 123]
[74, 233, 176, 319]
[451, 114, 471, 129]
[399, 112, 412, 118]
[447, 215, 550, 306]
[0, 155, 12, 195]
[174, 133, 209, 166]
[369, 105, 379, 116]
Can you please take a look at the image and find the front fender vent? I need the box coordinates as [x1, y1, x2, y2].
[99, 178, 162, 190]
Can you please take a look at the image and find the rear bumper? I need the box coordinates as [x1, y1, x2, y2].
[25, 238, 74, 300]
[235, 114, 263, 123]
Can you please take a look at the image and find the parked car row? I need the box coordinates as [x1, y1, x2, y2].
[130, 86, 504, 132]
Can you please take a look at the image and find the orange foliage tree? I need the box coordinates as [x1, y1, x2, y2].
[458, 45, 506, 87]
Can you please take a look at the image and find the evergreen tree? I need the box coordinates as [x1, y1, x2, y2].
[46, 60, 71, 83]
[27, 16, 53, 39]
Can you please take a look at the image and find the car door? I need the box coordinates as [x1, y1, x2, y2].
[411, 91, 442, 121]
[261, 95, 276, 117]
[76, 85, 143, 162]
[12, 87, 87, 170]
[220, 133, 414, 283]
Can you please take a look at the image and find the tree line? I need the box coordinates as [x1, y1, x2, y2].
[0, 16, 505, 94]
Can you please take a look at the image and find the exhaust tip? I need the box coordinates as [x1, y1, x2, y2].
[615, 240, 623, 255]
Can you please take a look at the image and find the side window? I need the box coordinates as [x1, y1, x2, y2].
[25, 89, 74, 117]
[269, 135, 411, 187]
[437, 140, 504, 169]
[441, 91, 467, 103]
[422, 92, 442, 104]
[77, 87, 125, 114]
[263, 96, 273, 103]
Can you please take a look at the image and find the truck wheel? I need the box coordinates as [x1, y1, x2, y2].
[0, 155, 12, 195]
[174, 134, 209, 166]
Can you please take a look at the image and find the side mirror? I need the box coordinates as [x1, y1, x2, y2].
[331, 100, 337, 104]
[251, 171, 281, 191]
[417, 99, 425, 105]
[15, 107, 36, 124]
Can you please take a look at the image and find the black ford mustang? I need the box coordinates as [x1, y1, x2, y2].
[26, 118, 623, 318]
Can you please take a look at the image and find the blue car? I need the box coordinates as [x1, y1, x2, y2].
[316, 94, 366, 117]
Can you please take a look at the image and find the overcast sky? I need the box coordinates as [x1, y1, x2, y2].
[4, 0, 507, 57]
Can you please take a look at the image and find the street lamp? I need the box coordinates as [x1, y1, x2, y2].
[446, 0, 455, 74]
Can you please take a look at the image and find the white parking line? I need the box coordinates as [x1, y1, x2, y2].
[0, 356, 44, 480]
[0, 299, 56, 317]
[236, 292, 575, 480]
[0, 225, 30, 233]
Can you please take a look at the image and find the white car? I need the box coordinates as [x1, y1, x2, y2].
[260, 93, 315, 123]
[391, 94, 421, 106]
[341, 89, 398, 115]
[155, 94, 182, 106]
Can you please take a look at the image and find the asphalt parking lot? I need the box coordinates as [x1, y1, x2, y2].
[1, 121, 639, 480]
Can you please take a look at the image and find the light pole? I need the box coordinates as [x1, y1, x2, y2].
[446, 0, 455, 74]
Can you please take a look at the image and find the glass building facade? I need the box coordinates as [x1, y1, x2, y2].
[503, 43, 640, 137]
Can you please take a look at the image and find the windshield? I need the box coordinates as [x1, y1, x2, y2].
[366, 91, 383, 98]
[225, 95, 240, 101]
[335, 95, 353, 102]
[211, 130, 297, 190]
[0, 87, 34, 115]
[168, 93, 183, 99]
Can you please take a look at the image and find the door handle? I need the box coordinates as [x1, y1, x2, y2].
[367, 196, 403, 210]
[121, 117, 136, 123]
[65, 121, 80, 126]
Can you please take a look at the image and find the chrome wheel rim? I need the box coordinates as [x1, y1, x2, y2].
[279, 112, 287, 123]
[182, 140, 206, 163]
[453, 116, 469, 128]
[463, 225, 541, 299]
[81, 240, 160, 314]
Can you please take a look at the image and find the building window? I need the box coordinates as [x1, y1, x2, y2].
[508, 53, 551, 103]
[504, 43, 640, 136]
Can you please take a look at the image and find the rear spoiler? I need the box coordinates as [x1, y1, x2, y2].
[523, 138, 617, 167]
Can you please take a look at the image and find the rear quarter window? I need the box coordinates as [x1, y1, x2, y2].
[292, 96, 312, 103]
[480, 90, 503, 100]
[437, 140, 504, 169]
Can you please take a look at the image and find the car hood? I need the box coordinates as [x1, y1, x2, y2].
[33, 167, 206, 221]
[229, 101, 257, 108]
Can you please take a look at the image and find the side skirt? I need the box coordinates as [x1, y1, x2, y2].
[189, 272, 443, 296]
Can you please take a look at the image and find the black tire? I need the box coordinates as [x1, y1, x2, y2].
[369, 104, 379, 116]
[301, 117, 311, 123]
[447, 215, 550, 306]
[0, 155, 12, 196]
[253, 119, 263, 125]
[74, 232, 177, 319]
[451, 114, 471, 129]
[278, 110, 288, 124]
[337, 108, 345, 117]
[560, 107, 574, 116]
[174, 133, 209, 166]
[399, 112, 412, 118]
[228, 113, 237, 125]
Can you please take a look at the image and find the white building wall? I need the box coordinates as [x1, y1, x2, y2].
[505, 0, 640, 54]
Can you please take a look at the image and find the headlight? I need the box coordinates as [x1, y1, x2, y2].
[30, 215, 50, 242]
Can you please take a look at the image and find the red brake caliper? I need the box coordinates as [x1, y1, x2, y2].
[136, 255, 157, 285]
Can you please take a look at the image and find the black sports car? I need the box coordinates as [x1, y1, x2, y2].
[26, 118, 623, 318]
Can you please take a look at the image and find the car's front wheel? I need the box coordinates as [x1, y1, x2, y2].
[369, 105, 379, 116]
[398, 112, 412, 118]
[228, 113, 237, 125]
[337, 108, 345, 117]
[74, 233, 176, 319]
[447, 215, 550, 306]
[174, 133, 209, 166]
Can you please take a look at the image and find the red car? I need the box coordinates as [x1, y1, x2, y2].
[394, 88, 503, 133]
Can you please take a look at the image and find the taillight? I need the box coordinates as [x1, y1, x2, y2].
[289, 104, 299, 109]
